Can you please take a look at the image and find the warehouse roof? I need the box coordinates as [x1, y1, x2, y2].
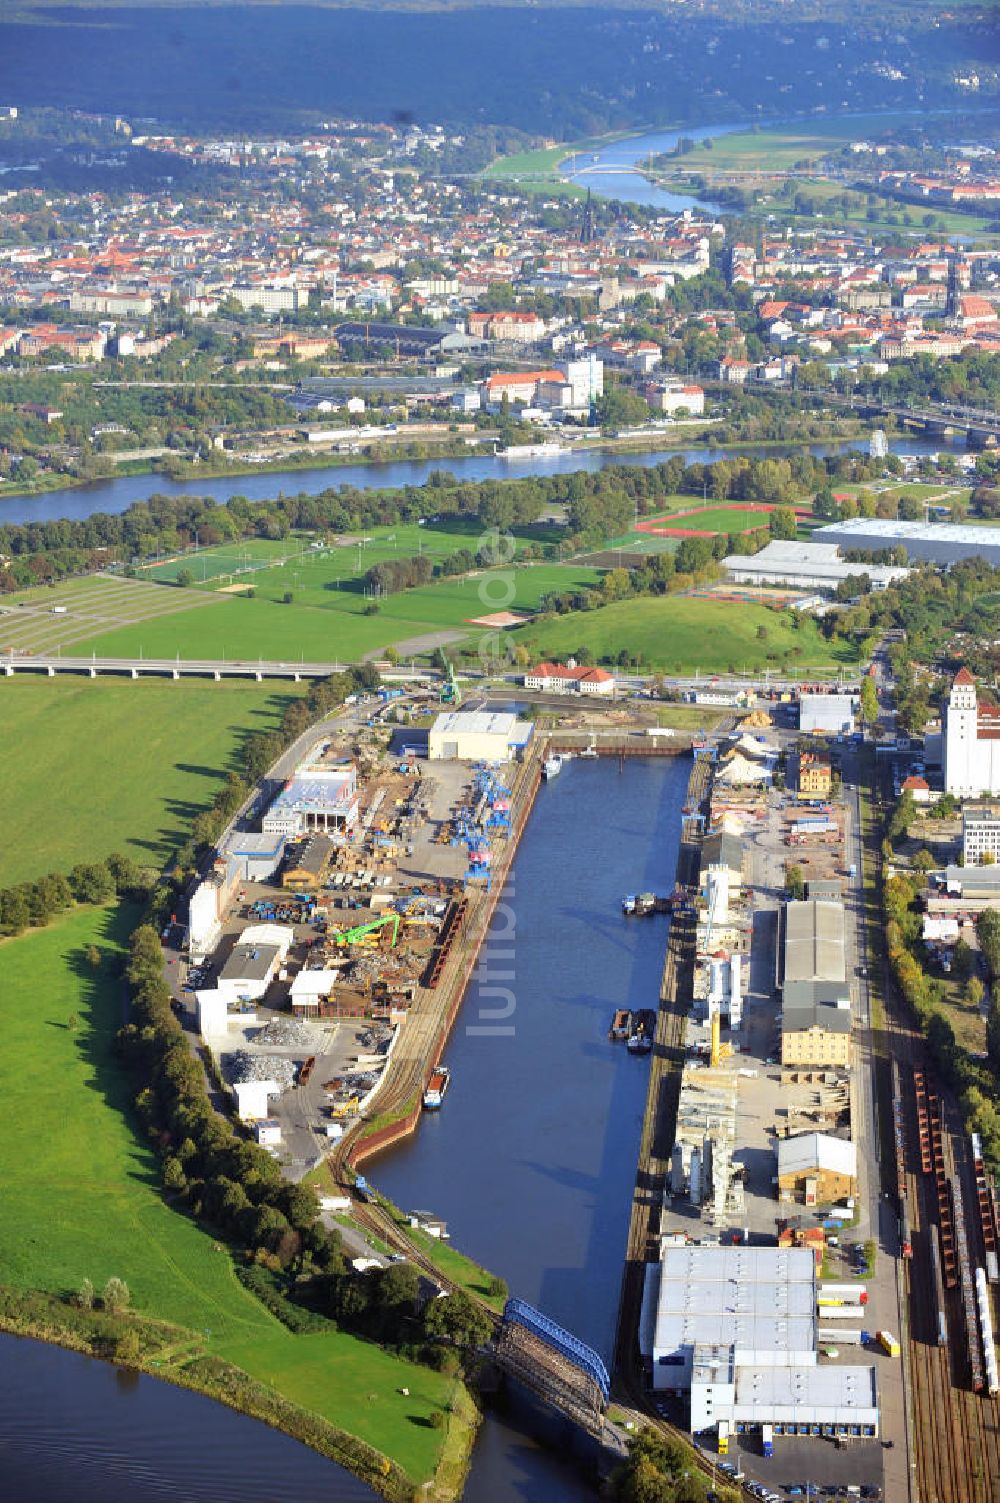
[944, 864, 1000, 894]
[701, 830, 744, 875]
[723, 539, 908, 587]
[654, 1246, 816, 1359]
[732, 1364, 878, 1424]
[778, 1133, 857, 1179]
[816, 517, 996, 548]
[782, 999, 853, 1036]
[783, 900, 846, 985]
[219, 942, 281, 984]
[432, 710, 518, 738]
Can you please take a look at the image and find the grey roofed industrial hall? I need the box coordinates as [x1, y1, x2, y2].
[721, 539, 909, 592]
[813, 518, 1000, 568]
[782, 899, 846, 985]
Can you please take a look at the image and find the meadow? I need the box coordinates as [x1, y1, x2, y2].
[0, 676, 299, 887]
[62, 544, 602, 662]
[0, 906, 457, 1484]
[515, 594, 854, 673]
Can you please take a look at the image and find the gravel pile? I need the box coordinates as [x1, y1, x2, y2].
[228, 1051, 299, 1092]
[255, 1016, 314, 1048]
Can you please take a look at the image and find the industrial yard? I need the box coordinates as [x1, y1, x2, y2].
[169, 694, 532, 1178]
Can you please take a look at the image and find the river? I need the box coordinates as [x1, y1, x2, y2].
[0, 1330, 377, 1502]
[0, 436, 954, 528]
[373, 754, 693, 1498]
[564, 120, 737, 212]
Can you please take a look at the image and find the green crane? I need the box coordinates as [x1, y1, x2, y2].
[333, 912, 401, 947]
[436, 647, 462, 706]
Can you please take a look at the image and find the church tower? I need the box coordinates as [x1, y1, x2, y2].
[945, 667, 979, 795]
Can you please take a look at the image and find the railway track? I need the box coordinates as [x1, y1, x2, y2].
[864, 768, 1000, 1503]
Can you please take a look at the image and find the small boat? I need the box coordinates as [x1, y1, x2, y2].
[422, 1065, 451, 1110]
[609, 1008, 632, 1041]
[580, 744, 598, 759]
[542, 755, 563, 779]
[627, 1008, 657, 1054]
[622, 894, 637, 915]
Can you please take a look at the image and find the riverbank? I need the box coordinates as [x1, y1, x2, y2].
[0, 1284, 414, 1501]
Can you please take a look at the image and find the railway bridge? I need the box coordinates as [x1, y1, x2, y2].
[1, 653, 345, 682]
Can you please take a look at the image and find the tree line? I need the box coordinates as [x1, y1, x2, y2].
[0, 449, 906, 593]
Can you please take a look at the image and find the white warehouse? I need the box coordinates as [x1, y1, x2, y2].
[428, 710, 533, 762]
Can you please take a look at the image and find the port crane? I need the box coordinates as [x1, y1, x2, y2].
[437, 648, 462, 706]
[333, 913, 401, 948]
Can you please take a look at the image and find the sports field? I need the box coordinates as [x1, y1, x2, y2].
[0, 906, 457, 1483]
[637, 502, 809, 538]
[0, 676, 299, 886]
[515, 594, 855, 673]
[0, 575, 223, 656]
[58, 558, 601, 662]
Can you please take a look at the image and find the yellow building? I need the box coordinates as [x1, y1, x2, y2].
[799, 752, 832, 798]
[780, 983, 852, 1068]
[777, 1134, 857, 1205]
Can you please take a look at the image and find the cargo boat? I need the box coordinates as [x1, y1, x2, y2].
[627, 1008, 657, 1054]
[609, 1008, 632, 1041]
[542, 755, 563, 779]
[422, 1065, 451, 1110]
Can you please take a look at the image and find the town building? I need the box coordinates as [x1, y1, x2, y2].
[944, 670, 1000, 797]
[428, 709, 533, 761]
[962, 804, 1000, 865]
[780, 982, 852, 1068]
[798, 753, 832, 799]
[645, 381, 706, 416]
[777, 1134, 858, 1204]
[522, 662, 615, 695]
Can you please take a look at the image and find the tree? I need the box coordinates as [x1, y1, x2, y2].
[102, 1277, 130, 1313]
[422, 1288, 494, 1350]
[85, 944, 102, 969]
[860, 675, 878, 726]
[786, 863, 805, 901]
[768, 506, 798, 541]
[114, 1329, 142, 1367]
[175, 568, 194, 588]
[68, 862, 115, 904]
[988, 985, 1000, 1074]
[952, 937, 975, 981]
[77, 1277, 94, 1310]
[282, 591, 294, 605]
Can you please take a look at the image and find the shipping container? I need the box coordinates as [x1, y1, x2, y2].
[877, 1330, 900, 1357]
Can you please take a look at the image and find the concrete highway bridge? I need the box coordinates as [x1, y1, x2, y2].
[1, 654, 346, 682]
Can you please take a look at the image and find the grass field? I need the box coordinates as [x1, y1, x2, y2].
[0, 575, 224, 656]
[640, 505, 780, 535]
[0, 906, 457, 1482]
[514, 594, 855, 673]
[0, 677, 299, 886]
[64, 558, 602, 662]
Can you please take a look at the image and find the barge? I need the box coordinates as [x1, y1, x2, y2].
[422, 1065, 451, 1110]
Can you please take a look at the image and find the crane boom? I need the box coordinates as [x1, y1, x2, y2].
[334, 912, 400, 947]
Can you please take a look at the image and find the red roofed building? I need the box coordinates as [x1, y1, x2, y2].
[483, 370, 565, 404]
[523, 662, 615, 696]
